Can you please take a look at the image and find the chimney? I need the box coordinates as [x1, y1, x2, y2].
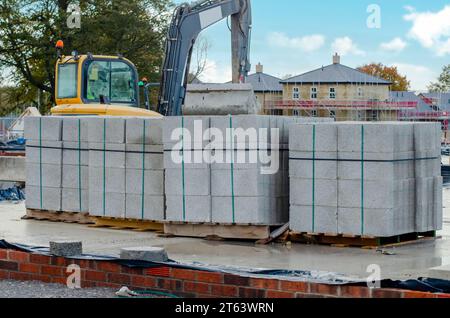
[333, 53, 340, 64]
[256, 62, 263, 73]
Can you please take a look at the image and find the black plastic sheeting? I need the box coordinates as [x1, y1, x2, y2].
[1, 239, 450, 294]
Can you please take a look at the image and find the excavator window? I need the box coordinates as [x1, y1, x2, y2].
[83, 60, 137, 105]
[57, 63, 77, 99]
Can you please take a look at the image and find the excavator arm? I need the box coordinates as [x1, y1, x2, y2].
[158, 0, 252, 116]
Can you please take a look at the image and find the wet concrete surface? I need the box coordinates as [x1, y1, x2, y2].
[1, 189, 450, 281]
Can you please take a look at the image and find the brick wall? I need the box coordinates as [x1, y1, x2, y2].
[1, 249, 449, 298]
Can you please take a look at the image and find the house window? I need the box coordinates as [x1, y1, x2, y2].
[311, 110, 318, 117]
[330, 110, 336, 118]
[329, 87, 336, 99]
[311, 87, 318, 99]
[371, 110, 379, 121]
[357, 87, 363, 98]
[293, 110, 300, 117]
[292, 87, 300, 100]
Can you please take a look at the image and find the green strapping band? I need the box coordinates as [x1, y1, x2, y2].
[181, 116, 186, 222]
[102, 118, 106, 216]
[312, 125, 316, 233]
[39, 117, 43, 210]
[141, 120, 146, 220]
[361, 125, 365, 235]
[78, 119, 82, 212]
[229, 115, 236, 223]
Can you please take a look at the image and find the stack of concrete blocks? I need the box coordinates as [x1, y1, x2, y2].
[25, 117, 63, 211]
[61, 118, 89, 212]
[163, 116, 212, 223]
[289, 122, 443, 237]
[414, 123, 443, 233]
[87, 117, 126, 218]
[125, 118, 165, 221]
[209, 115, 300, 225]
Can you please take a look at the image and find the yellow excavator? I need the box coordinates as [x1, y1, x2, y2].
[50, 0, 252, 118]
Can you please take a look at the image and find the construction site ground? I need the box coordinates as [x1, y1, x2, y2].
[1, 187, 450, 282]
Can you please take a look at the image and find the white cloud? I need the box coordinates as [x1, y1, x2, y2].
[267, 32, 325, 52]
[331, 37, 365, 56]
[197, 59, 232, 83]
[380, 37, 407, 52]
[392, 63, 437, 91]
[404, 5, 450, 56]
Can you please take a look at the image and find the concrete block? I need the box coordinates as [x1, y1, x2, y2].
[62, 117, 89, 142]
[62, 188, 89, 212]
[338, 161, 394, 181]
[62, 142, 89, 166]
[50, 241, 82, 257]
[290, 178, 337, 207]
[164, 149, 210, 170]
[120, 247, 168, 262]
[87, 117, 125, 144]
[24, 116, 62, 141]
[290, 205, 338, 234]
[338, 207, 395, 237]
[165, 168, 210, 196]
[165, 195, 211, 223]
[125, 118, 164, 145]
[89, 143, 125, 168]
[338, 123, 396, 153]
[338, 179, 395, 209]
[289, 124, 337, 152]
[126, 169, 164, 195]
[125, 144, 164, 170]
[26, 186, 61, 211]
[163, 116, 210, 146]
[211, 169, 269, 197]
[26, 141, 62, 165]
[26, 163, 61, 188]
[289, 152, 337, 179]
[125, 194, 164, 221]
[211, 196, 274, 224]
[88, 167, 125, 193]
[434, 177, 443, 231]
[88, 192, 126, 218]
[62, 165, 89, 189]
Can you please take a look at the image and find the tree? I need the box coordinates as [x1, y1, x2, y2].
[428, 65, 450, 93]
[357, 63, 410, 91]
[0, 0, 173, 113]
[187, 35, 211, 84]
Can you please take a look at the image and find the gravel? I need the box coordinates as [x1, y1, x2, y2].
[0, 280, 117, 298]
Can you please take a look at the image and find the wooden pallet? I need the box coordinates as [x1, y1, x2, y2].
[23, 209, 94, 224]
[287, 231, 437, 248]
[163, 222, 276, 240]
[89, 217, 164, 232]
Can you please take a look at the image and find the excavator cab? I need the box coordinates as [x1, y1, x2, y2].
[51, 41, 161, 117]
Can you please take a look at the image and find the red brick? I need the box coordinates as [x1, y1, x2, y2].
[309, 283, 340, 296]
[108, 273, 131, 285]
[184, 281, 210, 294]
[85, 270, 107, 282]
[30, 254, 51, 265]
[10, 272, 32, 281]
[81, 281, 97, 288]
[340, 286, 371, 298]
[0, 270, 9, 279]
[436, 293, 450, 298]
[210, 284, 238, 297]
[280, 280, 309, 293]
[0, 249, 7, 260]
[131, 275, 157, 288]
[0, 260, 18, 271]
[41, 265, 64, 276]
[145, 266, 171, 277]
[171, 268, 196, 281]
[8, 250, 29, 263]
[73, 259, 96, 269]
[224, 274, 250, 286]
[34, 275, 51, 283]
[266, 290, 295, 298]
[403, 291, 437, 298]
[250, 278, 279, 290]
[19, 263, 40, 274]
[239, 287, 266, 298]
[51, 257, 71, 267]
[157, 278, 183, 291]
[197, 271, 223, 284]
[296, 293, 326, 298]
[121, 267, 144, 275]
[96, 282, 121, 289]
[371, 288, 404, 298]
[51, 277, 68, 285]
[97, 262, 122, 273]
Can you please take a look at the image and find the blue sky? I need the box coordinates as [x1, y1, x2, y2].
[180, 0, 450, 91]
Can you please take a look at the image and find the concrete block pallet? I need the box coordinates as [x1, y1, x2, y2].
[289, 122, 442, 242]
